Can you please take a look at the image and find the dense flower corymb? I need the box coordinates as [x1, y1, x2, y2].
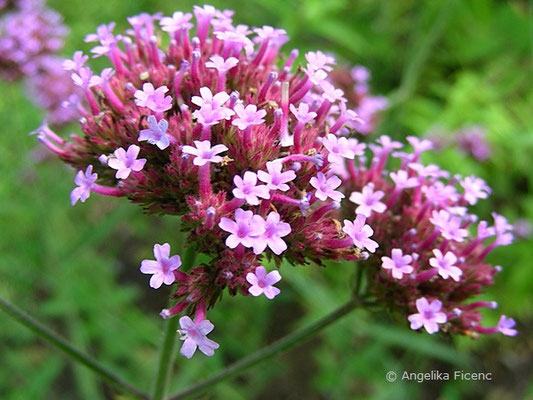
[34, 4, 515, 358]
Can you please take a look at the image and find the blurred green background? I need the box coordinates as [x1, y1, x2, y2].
[1, 0, 532, 399]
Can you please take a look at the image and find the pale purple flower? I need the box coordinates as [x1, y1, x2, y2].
[430, 210, 468, 242]
[70, 165, 97, 206]
[408, 297, 447, 334]
[108, 145, 147, 179]
[181, 140, 228, 166]
[497, 315, 518, 336]
[320, 81, 344, 103]
[246, 266, 281, 299]
[349, 183, 386, 217]
[62, 51, 88, 71]
[381, 249, 414, 279]
[322, 134, 355, 164]
[178, 316, 219, 358]
[218, 208, 265, 249]
[257, 161, 296, 191]
[390, 170, 419, 190]
[310, 172, 344, 202]
[191, 87, 234, 125]
[429, 249, 462, 281]
[422, 181, 458, 205]
[191, 86, 229, 108]
[232, 104, 266, 130]
[232, 171, 270, 205]
[140, 243, 182, 289]
[134, 83, 173, 113]
[160, 11, 193, 32]
[290, 103, 317, 124]
[205, 55, 239, 72]
[342, 215, 378, 253]
[351, 65, 370, 82]
[407, 136, 433, 155]
[492, 213, 514, 246]
[408, 163, 450, 179]
[254, 25, 287, 40]
[71, 67, 102, 88]
[252, 212, 291, 255]
[460, 176, 490, 205]
[477, 220, 496, 240]
[214, 30, 254, 56]
[304, 66, 328, 85]
[305, 50, 335, 72]
[139, 115, 170, 150]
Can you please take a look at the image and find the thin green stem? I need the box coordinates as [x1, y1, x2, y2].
[168, 297, 367, 400]
[152, 245, 197, 400]
[0, 296, 149, 399]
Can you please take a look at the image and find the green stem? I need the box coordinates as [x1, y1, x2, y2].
[0, 296, 148, 400]
[168, 297, 366, 400]
[152, 246, 197, 400]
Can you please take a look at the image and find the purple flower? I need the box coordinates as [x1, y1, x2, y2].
[430, 210, 468, 242]
[160, 11, 193, 32]
[70, 165, 97, 206]
[305, 50, 335, 72]
[407, 136, 433, 155]
[246, 266, 282, 299]
[232, 171, 270, 205]
[497, 315, 518, 336]
[320, 81, 344, 103]
[381, 249, 414, 279]
[342, 215, 378, 253]
[408, 297, 447, 334]
[310, 172, 344, 202]
[492, 213, 514, 246]
[290, 103, 316, 124]
[429, 249, 462, 281]
[108, 145, 147, 179]
[62, 51, 88, 71]
[252, 212, 291, 255]
[205, 55, 238, 72]
[191, 86, 230, 109]
[257, 161, 296, 192]
[71, 67, 101, 88]
[134, 83, 173, 113]
[232, 104, 266, 130]
[181, 140, 228, 166]
[390, 170, 419, 190]
[460, 176, 490, 205]
[322, 134, 355, 164]
[191, 87, 234, 126]
[139, 115, 170, 150]
[304, 66, 328, 85]
[140, 243, 182, 289]
[422, 181, 458, 205]
[178, 316, 219, 358]
[349, 183, 386, 217]
[218, 208, 265, 249]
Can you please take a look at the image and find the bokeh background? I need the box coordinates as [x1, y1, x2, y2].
[1, 0, 532, 399]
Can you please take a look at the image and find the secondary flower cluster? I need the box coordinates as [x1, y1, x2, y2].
[0, 0, 67, 80]
[337, 135, 517, 337]
[329, 65, 388, 135]
[35, 6, 376, 358]
[1, 0, 80, 125]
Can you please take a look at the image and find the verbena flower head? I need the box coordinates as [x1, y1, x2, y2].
[339, 134, 516, 337]
[34, 4, 514, 357]
[0, 0, 67, 80]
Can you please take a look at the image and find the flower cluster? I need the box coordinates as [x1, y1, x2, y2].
[36, 5, 376, 358]
[329, 65, 388, 135]
[0, 0, 67, 80]
[25, 56, 81, 125]
[337, 135, 517, 337]
[427, 125, 492, 162]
